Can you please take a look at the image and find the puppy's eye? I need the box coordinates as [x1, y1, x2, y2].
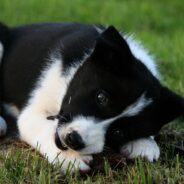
[96, 90, 109, 106]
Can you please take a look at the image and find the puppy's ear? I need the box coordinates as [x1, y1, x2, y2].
[91, 26, 134, 67]
[155, 86, 184, 127]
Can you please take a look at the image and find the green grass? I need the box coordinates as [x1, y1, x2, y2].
[1, 0, 184, 183]
[1, 138, 184, 184]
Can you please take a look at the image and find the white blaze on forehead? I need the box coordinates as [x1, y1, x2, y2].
[102, 93, 152, 125]
[121, 93, 152, 117]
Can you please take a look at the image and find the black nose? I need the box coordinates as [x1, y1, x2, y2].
[65, 131, 85, 150]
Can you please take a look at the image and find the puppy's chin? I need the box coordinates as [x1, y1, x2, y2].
[55, 132, 68, 151]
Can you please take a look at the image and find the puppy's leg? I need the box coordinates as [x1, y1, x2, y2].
[120, 137, 160, 162]
[18, 107, 92, 173]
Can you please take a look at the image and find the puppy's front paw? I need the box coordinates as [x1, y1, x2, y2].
[50, 151, 93, 173]
[120, 137, 160, 162]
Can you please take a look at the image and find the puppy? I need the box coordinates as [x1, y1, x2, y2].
[0, 23, 184, 173]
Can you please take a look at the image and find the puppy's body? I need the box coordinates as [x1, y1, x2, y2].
[1, 23, 98, 108]
[0, 23, 183, 172]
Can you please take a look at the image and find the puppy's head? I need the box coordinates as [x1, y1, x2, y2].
[55, 26, 184, 154]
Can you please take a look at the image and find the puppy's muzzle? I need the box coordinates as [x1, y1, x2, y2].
[55, 130, 85, 151]
[51, 113, 85, 151]
[65, 131, 85, 150]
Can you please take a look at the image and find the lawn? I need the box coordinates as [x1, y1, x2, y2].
[0, 0, 184, 183]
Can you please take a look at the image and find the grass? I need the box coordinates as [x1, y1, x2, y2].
[1, 0, 184, 183]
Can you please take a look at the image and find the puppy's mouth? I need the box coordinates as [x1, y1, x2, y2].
[55, 131, 68, 151]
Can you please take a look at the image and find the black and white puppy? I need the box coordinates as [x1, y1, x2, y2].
[0, 23, 184, 173]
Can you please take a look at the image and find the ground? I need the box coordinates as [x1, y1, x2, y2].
[0, 0, 184, 183]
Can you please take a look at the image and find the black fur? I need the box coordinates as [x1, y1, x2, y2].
[106, 86, 184, 150]
[1, 23, 100, 109]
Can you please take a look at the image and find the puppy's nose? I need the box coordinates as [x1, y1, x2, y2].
[65, 131, 85, 150]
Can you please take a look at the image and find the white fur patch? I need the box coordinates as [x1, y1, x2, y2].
[121, 93, 152, 117]
[24, 54, 80, 117]
[125, 35, 159, 78]
[26, 59, 66, 116]
[102, 93, 152, 125]
[17, 58, 65, 157]
[120, 137, 160, 162]
[94, 27, 159, 78]
[0, 116, 7, 137]
[57, 116, 106, 154]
